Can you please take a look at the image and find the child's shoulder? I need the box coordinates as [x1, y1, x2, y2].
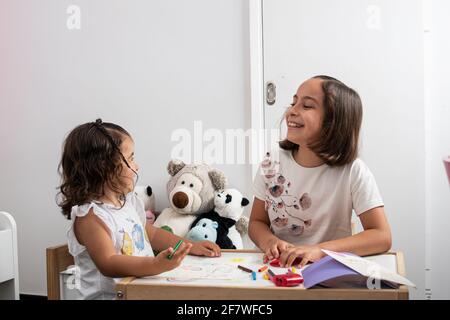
[70, 200, 113, 220]
[70, 202, 98, 220]
[348, 158, 370, 171]
[346, 158, 375, 180]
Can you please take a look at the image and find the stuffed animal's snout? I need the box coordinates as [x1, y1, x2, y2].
[172, 191, 189, 209]
[169, 186, 202, 214]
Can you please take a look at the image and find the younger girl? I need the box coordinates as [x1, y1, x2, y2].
[249, 76, 392, 268]
[58, 119, 220, 299]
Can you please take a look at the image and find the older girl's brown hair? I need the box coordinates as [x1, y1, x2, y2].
[57, 119, 132, 219]
[279, 75, 363, 167]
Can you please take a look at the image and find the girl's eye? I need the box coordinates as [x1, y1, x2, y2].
[304, 105, 313, 109]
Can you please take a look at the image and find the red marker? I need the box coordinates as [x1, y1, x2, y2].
[267, 268, 303, 287]
[272, 273, 304, 287]
[269, 257, 302, 267]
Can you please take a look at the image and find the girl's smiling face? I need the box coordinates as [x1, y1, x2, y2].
[285, 78, 325, 147]
[119, 136, 139, 194]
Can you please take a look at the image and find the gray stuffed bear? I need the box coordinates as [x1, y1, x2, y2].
[153, 159, 227, 237]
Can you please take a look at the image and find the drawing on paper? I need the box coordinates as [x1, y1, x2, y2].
[152, 254, 264, 283]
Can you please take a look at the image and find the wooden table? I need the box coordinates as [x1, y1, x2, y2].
[115, 250, 409, 300]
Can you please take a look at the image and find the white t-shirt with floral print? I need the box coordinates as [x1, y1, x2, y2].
[253, 148, 384, 246]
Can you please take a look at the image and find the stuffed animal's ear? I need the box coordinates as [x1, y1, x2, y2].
[190, 213, 207, 229]
[212, 221, 219, 229]
[146, 186, 153, 196]
[167, 160, 185, 176]
[209, 169, 227, 191]
[241, 197, 249, 207]
[236, 216, 249, 235]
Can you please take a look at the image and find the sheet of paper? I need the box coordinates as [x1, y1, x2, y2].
[133, 252, 306, 287]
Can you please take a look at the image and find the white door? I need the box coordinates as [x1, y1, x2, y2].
[260, 0, 425, 299]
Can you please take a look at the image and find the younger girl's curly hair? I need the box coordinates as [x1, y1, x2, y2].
[57, 119, 133, 219]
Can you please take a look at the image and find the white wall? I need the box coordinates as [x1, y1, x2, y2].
[0, 0, 251, 296]
[424, 0, 450, 300]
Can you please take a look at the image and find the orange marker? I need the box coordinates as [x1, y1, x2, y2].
[258, 265, 268, 273]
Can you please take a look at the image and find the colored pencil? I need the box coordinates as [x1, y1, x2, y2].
[167, 239, 183, 260]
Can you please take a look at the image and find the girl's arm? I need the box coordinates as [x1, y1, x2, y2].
[145, 223, 221, 257]
[249, 198, 276, 247]
[249, 198, 293, 261]
[319, 206, 392, 256]
[145, 223, 186, 252]
[74, 209, 190, 278]
[279, 206, 392, 267]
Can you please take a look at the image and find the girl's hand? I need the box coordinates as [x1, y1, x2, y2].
[278, 245, 326, 268]
[189, 240, 221, 257]
[261, 237, 294, 263]
[154, 242, 192, 273]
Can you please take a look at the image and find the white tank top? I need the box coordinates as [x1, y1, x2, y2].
[66, 192, 154, 299]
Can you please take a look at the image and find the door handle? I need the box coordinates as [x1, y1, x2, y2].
[266, 81, 276, 105]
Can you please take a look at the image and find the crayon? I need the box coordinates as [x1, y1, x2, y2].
[238, 265, 253, 273]
[258, 265, 268, 273]
[167, 239, 183, 260]
[251, 271, 257, 281]
[267, 268, 276, 281]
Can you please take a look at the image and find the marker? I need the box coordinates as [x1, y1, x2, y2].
[269, 258, 281, 267]
[238, 265, 253, 273]
[258, 265, 268, 273]
[267, 268, 276, 281]
[167, 239, 184, 260]
[273, 273, 304, 287]
[269, 257, 302, 267]
[251, 271, 257, 281]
